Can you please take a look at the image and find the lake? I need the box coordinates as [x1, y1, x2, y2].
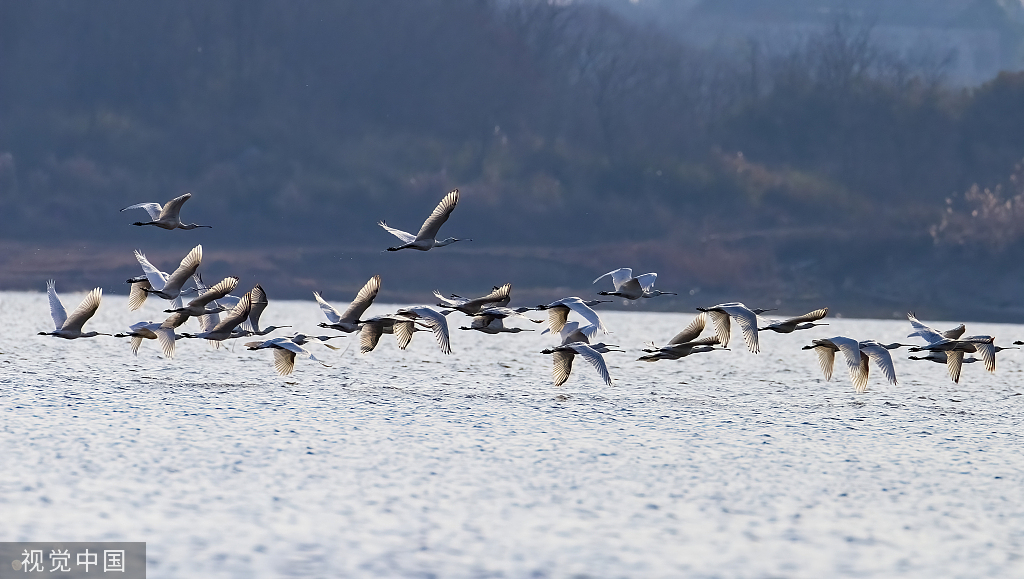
[1, 290, 1023, 578]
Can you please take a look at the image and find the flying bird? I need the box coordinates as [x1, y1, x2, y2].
[135, 245, 203, 301]
[245, 337, 331, 376]
[592, 268, 676, 300]
[535, 297, 609, 338]
[379, 189, 470, 251]
[435, 282, 513, 314]
[696, 302, 765, 354]
[238, 284, 290, 336]
[180, 290, 253, 342]
[459, 307, 542, 334]
[39, 280, 107, 339]
[125, 249, 196, 311]
[393, 306, 453, 354]
[638, 313, 725, 361]
[803, 337, 897, 392]
[540, 342, 613, 387]
[120, 192, 211, 230]
[758, 308, 829, 333]
[315, 275, 381, 333]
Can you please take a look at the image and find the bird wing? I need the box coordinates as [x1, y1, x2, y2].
[46, 279, 67, 330]
[134, 250, 168, 290]
[668, 312, 707, 345]
[211, 291, 252, 333]
[635, 273, 658, 293]
[593, 268, 632, 290]
[827, 336, 864, 386]
[154, 326, 178, 358]
[158, 192, 192, 220]
[61, 288, 102, 332]
[433, 290, 469, 308]
[190, 276, 240, 309]
[942, 324, 966, 339]
[719, 304, 759, 354]
[313, 291, 344, 324]
[120, 202, 162, 220]
[551, 350, 575, 387]
[243, 283, 269, 333]
[813, 345, 836, 381]
[853, 352, 870, 393]
[359, 322, 384, 353]
[785, 307, 829, 325]
[378, 221, 417, 244]
[127, 280, 151, 311]
[963, 337, 996, 372]
[706, 310, 732, 349]
[946, 349, 964, 383]
[394, 320, 416, 350]
[906, 312, 945, 344]
[198, 310, 221, 333]
[474, 282, 512, 307]
[402, 307, 451, 354]
[567, 343, 613, 386]
[163, 245, 203, 296]
[415, 189, 459, 241]
[564, 300, 606, 337]
[859, 342, 898, 385]
[546, 305, 571, 335]
[129, 335, 144, 355]
[272, 348, 297, 376]
[340, 275, 381, 322]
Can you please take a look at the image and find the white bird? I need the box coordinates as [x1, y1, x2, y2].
[540, 342, 613, 387]
[696, 302, 764, 354]
[435, 282, 512, 314]
[905, 313, 996, 382]
[459, 307, 542, 334]
[638, 313, 725, 361]
[155, 312, 190, 358]
[181, 290, 253, 342]
[39, 280, 108, 339]
[393, 306, 452, 354]
[803, 337, 897, 392]
[125, 249, 194, 311]
[315, 275, 381, 333]
[120, 192, 211, 230]
[553, 321, 623, 353]
[759, 308, 829, 333]
[379, 189, 471, 251]
[357, 314, 427, 353]
[135, 245, 203, 301]
[115, 321, 184, 355]
[245, 337, 331, 376]
[164, 275, 238, 318]
[592, 268, 675, 300]
[535, 297, 609, 338]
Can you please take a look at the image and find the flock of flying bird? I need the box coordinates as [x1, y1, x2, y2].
[35, 189, 1023, 389]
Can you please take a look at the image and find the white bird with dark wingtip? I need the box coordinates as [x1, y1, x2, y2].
[593, 268, 676, 300]
[39, 280, 108, 339]
[379, 189, 471, 251]
[696, 302, 767, 354]
[435, 282, 512, 314]
[759, 308, 829, 333]
[245, 337, 332, 376]
[315, 275, 381, 333]
[540, 342, 613, 387]
[638, 312, 725, 362]
[120, 192, 211, 230]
